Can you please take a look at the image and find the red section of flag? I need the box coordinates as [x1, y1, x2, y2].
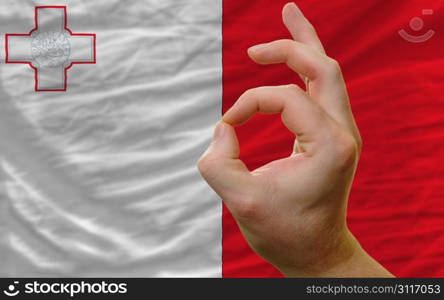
[222, 0, 444, 277]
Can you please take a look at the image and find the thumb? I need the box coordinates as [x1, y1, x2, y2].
[197, 121, 252, 199]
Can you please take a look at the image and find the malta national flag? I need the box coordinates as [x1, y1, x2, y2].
[0, 0, 443, 277]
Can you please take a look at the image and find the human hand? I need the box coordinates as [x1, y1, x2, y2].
[198, 2, 392, 277]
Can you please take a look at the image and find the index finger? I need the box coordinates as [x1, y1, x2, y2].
[248, 40, 358, 139]
[223, 85, 328, 152]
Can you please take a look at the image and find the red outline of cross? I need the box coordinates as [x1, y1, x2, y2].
[5, 6, 97, 92]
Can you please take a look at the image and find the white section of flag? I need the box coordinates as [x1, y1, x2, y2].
[0, 0, 222, 277]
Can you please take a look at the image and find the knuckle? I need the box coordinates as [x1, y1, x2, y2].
[232, 195, 259, 220]
[332, 131, 359, 170]
[324, 57, 341, 76]
[197, 154, 216, 178]
[241, 87, 259, 99]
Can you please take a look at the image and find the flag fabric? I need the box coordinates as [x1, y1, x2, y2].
[0, 0, 443, 277]
[0, 0, 222, 277]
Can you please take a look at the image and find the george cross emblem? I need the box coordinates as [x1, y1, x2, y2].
[5, 6, 96, 92]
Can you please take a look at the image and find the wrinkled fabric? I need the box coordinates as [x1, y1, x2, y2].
[0, 0, 222, 277]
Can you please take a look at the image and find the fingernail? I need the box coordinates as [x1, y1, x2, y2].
[287, 2, 303, 16]
[213, 121, 226, 141]
[248, 43, 270, 52]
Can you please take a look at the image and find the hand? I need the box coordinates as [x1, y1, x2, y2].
[198, 2, 392, 277]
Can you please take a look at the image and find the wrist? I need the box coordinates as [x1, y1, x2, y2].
[279, 229, 394, 278]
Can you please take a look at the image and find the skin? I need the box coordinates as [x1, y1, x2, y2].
[198, 2, 393, 277]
